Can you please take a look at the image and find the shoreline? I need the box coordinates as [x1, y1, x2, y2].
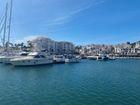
[116, 57, 140, 59]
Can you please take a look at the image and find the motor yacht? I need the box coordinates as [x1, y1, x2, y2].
[97, 54, 109, 61]
[0, 52, 29, 64]
[10, 52, 53, 66]
[65, 55, 80, 63]
[87, 56, 97, 60]
[53, 55, 65, 63]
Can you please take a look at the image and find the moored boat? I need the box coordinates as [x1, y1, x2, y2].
[87, 56, 97, 60]
[1, 56, 16, 64]
[10, 52, 53, 66]
[0, 0, 14, 64]
[96, 54, 109, 61]
[108, 56, 116, 60]
[53, 55, 65, 63]
[1, 52, 29, 64]
[65, 55, 80, 63]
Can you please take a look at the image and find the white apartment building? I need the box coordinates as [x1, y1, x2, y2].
[114, 47, 140, 55]
[135, 41, 140, 48]
[29, 37, 55, 52]
[55, 41, 75, 54]
[29, 37, 75, 54]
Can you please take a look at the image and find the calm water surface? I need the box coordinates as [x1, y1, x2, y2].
[0, 59, 140, 105]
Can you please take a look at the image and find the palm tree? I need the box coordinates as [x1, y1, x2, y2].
[27, 41, 34, 51]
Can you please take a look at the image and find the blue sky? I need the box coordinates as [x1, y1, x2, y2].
[0, 0, 140, 45]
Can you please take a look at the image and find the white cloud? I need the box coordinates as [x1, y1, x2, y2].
[46, 0, 105, 26]
[14, 35, 47, 44]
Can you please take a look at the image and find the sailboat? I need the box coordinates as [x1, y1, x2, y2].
[0, 0, 54, 66]
[0, 0, 16, 64]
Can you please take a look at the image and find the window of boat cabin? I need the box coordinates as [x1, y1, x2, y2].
[40, 55, 46, 58]
[34, 55, 40, 58]
[34, 55, 46, 58]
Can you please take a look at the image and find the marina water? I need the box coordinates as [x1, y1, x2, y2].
[0, 59, 140, 105]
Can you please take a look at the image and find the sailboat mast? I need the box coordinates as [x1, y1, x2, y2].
[7, 0, 13, 49]
[3, 3, 8, 50]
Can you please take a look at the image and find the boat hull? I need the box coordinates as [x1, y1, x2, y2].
[53, 58, 65, 63]
[53, 60, 65, 63]
[65, 58, 80, 63]
[11, 59, 53, 66]
[87, 56, 97, 60]
[0, 56, 13, 64]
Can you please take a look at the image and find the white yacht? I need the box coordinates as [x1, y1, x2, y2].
[108, 56, 116, 60]
[0, 56, 6, 63]
[87, 56, 98, 60]
[0, 52, 15, 64]
[0, 0, 14, 64]
[97, 54, 109, 61]
[0, 53, 5, 63]
[0, 52, 29, 64]
[65, 55, 80, 63]
[10, 52, 53, 66]
[0, 56, 15, 64]
[53, 55, 65, 63]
